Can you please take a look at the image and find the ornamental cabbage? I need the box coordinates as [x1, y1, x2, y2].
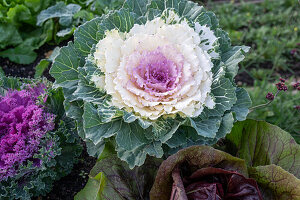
[0, 85, 55, 181]
[93, 15, 216, 119]
[0, 76, 82, 200]
[50, 0, 252, 168]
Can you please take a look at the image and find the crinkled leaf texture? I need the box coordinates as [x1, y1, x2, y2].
[249, 165, 300, 200]
[0, 77, 82, 200]
[150, 146, 248, 200]
[50, 0, 251, 168]
[226, 119, 300, 200]
[75, 143, 162, 200]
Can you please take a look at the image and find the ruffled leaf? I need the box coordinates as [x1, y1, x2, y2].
[231, 87, 252, 121]
[83, 102, 120, 145]
[202, 77, 237, 118]
[148, 0, 205, 21]
[187, 116, 222, 138]
[74, 67, 106, 103]
[223, 46, 250, 81]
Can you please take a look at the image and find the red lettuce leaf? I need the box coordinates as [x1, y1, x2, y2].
[226, 119, 300, 199]
[150, 146, 248, 200]
[183, 167, 262, 200]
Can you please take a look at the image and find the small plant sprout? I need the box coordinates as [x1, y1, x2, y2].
[266, 92, 275, 101]
[250, 77, 290, 112]
[79, 170, 89, 179]
[293, 82, 299, 89]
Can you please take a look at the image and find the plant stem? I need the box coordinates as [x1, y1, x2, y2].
[249, 90, 280, 113]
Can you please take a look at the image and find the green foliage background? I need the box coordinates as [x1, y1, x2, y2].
[0, 0, 123, 64]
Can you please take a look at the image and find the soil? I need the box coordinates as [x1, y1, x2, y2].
[1, 39, 71, 81]
[43, 146, 96, 200]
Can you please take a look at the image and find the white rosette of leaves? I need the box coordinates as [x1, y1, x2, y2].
[50, 0, 251, 168]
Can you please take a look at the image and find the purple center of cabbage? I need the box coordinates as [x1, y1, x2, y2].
[0, 85, 55, 181]
[130, 47, 182, 94]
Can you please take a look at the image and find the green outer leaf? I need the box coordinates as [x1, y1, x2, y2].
[231, 88, 252, 121]
[50, 42, 80, 88]
[34, 59, 50, 78]
[74, 68, 106, 103]
[96, 8, 137, 42]
[64, 100, 85, 138]
[222, 46, 250, 81]
[215, 112, 234, 140]
[80, 55, 102, 83]
[202, 77, 237, 118]
[115, 121, 149, 151]
[124, 0, 149, 16]
[83, 102, 121, 145]
[226, 119, 300, 179]
[249, 165, 300, 200]
[75, 142, 163, 200]
[117, 145, 149, 168]
[150, 146, 248, 200]
[86, 140, 106, 159]
[74, 17, 102, 57]
[74, 172, 107, 200]
[150, 118, 182, 142]
[187, 116, 222, 138]
[165, 128, 188, 148]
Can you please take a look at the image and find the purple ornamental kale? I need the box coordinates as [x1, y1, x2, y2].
[0, 85, 55, 181]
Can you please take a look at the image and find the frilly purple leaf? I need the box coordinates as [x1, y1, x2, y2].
[0, 85, 55, 181]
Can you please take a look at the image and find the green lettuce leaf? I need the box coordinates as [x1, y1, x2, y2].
[37, 2, 81, 26]
[224, 119, 300, 199]
[226, 119, 300, 178]
[0, 45, 37, 64]
[75, 143, 162, 200]
[249, 165, 300, 200]
[0, 23, 23, 49]
[0, 0, 55, 64]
